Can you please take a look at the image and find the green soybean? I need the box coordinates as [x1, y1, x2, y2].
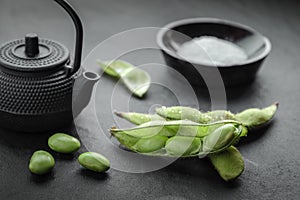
[165, 136, 202, 156]
[235, 103, 278, 130]
[133, 135, 168, 153]
[208, 146, 244, 181]
[115, 112, 165, 125]
[78, 152, 110, 173]
[203, 124, 239, 153]
[48, 133, 81, 154]
[29, 150, 55, 175]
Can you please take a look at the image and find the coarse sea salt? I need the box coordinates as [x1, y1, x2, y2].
[177, 36, 248, 66]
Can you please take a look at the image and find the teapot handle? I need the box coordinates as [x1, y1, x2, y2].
[54, 0, 83, 74]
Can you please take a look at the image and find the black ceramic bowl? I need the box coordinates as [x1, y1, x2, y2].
[157, 18, 272, 87]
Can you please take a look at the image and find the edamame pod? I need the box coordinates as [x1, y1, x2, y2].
[121, 67, 151, 98]
[111, 121, 246, 157]
[115, 112, 165, 125]
[110, 120, 244, 139]
[97, 60, 133, 78]
[235, 103, 279, 130]
[111, 107, 251, 181]
[29, 150, 55, 175]
[165, 136, 202, 156]
[98, 60, 151, 97]
[156, 103, 278, 130]
[208, 146, 244, 181]
[132, 126, 240, 157]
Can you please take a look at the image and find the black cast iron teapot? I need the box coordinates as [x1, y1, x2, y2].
[0, 0, 100, 132]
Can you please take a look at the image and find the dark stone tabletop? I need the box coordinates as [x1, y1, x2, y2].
[0, 0, 299, 199]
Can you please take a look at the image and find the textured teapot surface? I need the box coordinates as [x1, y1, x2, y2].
[0, 34, 75, 115]
[0, 34, 78, 132]
[0, 0, 87, 132]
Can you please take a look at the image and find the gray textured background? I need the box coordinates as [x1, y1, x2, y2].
[0, 0, 299, 199]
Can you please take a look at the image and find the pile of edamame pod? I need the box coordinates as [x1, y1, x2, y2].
[111, 103, 278, 181]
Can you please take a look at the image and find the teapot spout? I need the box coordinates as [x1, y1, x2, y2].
[73, 71, 100, 117]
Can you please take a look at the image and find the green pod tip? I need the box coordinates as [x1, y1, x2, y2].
[235, 102, 279, 130]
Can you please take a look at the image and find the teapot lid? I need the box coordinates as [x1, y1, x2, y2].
[0, 33, 70, 72]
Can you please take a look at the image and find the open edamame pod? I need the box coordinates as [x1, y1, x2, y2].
[97, 60, 151, 98]
[121, 67, 151, 98]
[97, 60, 134, 78]
[208, 146, 244, 181]
[235, 102, 279, 130]
[110, 120, 246, 139]
[111, 121, 247, 157]
[112, 108, 249, 180]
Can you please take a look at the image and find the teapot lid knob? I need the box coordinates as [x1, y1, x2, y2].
[25, 33, 40, 57]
